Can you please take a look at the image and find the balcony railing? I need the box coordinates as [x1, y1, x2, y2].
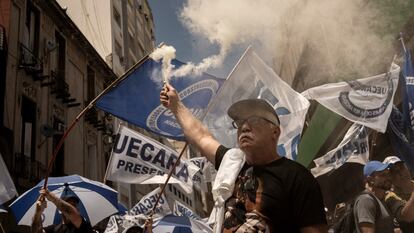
[14, 153, 46, 185]
[19, 42, 43, 76]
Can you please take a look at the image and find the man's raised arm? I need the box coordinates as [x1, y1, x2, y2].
[160, 83, 220, 165]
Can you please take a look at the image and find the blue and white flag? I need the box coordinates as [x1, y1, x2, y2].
[203, 47, 310, 160]
[96, 58, 223, 140]
[311, 123, 369, 177]
[104, 125, 200, 192]
[302, 64, 400, 133]
[0, 153, 17, 205]
[401, 49, 414, 132]
[173, 200, 201, 220]
[130, 187, 171, 217]
[387, 107, 414, 171]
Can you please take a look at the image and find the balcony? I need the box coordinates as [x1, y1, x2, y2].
[19, 43, 47, 81]
[41, 70, 81, 108]
[14, 153, 46, 188]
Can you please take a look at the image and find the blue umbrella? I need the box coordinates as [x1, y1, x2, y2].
[9, 174, 119, 227]
[117, 202, 128, 215]
[153, 215, 212, 233]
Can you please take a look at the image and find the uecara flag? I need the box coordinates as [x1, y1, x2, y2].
[173, 200, 202, 220]
[0, 153, 17, 204]
[130, 187, 171, 217]
[105, 125, 199, 191]
[203, 47, 310, 160]
[302, 64, 400, 133]
[311, 123, 369, 177]
[96, 58, 224, 140]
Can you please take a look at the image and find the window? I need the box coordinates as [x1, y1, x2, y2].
[87, 66, 95, 102]
[173, 186, 177, 195]
[113, 7, 121, 27]
[168, 184, 172, 192]
[114, 39, 122, 58]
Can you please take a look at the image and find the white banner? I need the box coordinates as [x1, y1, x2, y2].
[105, 125, 199, 191]
[104, 214, 150, 233]
[173, 200, 201, 220]
[311, 124, 369, 177]
[302, 64, 400, 133]
[0, 153, 17, 204]
[130, 187, 171, 217]
[203, 47, 310, 160]
[189, 157, 215, 192]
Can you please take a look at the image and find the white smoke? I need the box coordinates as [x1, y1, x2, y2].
[176, 0, 396, 84]
[149, 45, 176, 83]
[152, 0, 398, 84]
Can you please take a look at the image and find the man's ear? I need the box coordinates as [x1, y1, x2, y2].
[273, 125, 281, 140]
[366, 176, 374, 186]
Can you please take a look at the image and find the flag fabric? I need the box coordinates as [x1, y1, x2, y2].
[401, 49, 414, 132]
[387, 107, 414, 171]
[0, 153, 17, 204]
[311, 123, 369, 177]
[129, 187, 171, 217]
[203, 47, 310, 160]
[104, 125, 199, 192]
[301, 64, 400, 133]
[188, 157, 215, 192]
[104, 214, 148, 233]
[96, 58, 224, 140]
[173, 200, 202, 220]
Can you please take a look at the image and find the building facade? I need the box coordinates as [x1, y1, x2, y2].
[56, 0, 155, 76]
[0, 0, 118, 231]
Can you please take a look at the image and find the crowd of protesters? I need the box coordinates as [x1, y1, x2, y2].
[27, 84, 414, 233]
[331, 157, 414, 233]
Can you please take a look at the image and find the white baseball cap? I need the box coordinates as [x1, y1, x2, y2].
[383, 156, 403, 165]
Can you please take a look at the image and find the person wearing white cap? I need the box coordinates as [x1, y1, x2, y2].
[353, 161, 394, 233]
[160, 83, 327, 233]
[383, 156, 414, 233]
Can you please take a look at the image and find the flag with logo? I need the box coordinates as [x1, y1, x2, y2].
[203, 47, 310, 160]
[301, 64, 400, 133]
[311, 123, 369, 177]
[96, 58, 224, 140]
[0, 153, 17, 205]
[104, 125, 199, 192]
[387, 107, 414, 171]
[129, 187, 171, 217]
[401, 49, 414, 134]
[173, 200, 202, 220]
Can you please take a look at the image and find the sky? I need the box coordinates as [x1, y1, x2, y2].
[148, 0, 240, 79]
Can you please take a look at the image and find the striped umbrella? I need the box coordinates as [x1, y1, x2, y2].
[153, 215, 212, 233]
[10, 175, 119, 227]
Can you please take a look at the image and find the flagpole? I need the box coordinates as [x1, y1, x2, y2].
[400, 32, 407, 53]
[149, 142, 188, 216]
[43, 50, 153, 189]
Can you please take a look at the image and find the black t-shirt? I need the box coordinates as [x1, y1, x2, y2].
[215, 145, 327, 233]
[44, 218, 94, 233]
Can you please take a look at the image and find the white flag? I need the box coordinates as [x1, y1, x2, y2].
[0, 153, 17, 204]
[302, 64, 400, 133]
[173, 200, 201, 220]
[203, 47, 310, 160]
[105, 125, 199, 192]
[311, 124, 369, 177]
[130, 187, 171, 217]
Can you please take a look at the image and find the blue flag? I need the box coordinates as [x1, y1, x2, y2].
[401, 49, 414, 132]
[96, 58, 224, 140]
[387, 107, 414, 172]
